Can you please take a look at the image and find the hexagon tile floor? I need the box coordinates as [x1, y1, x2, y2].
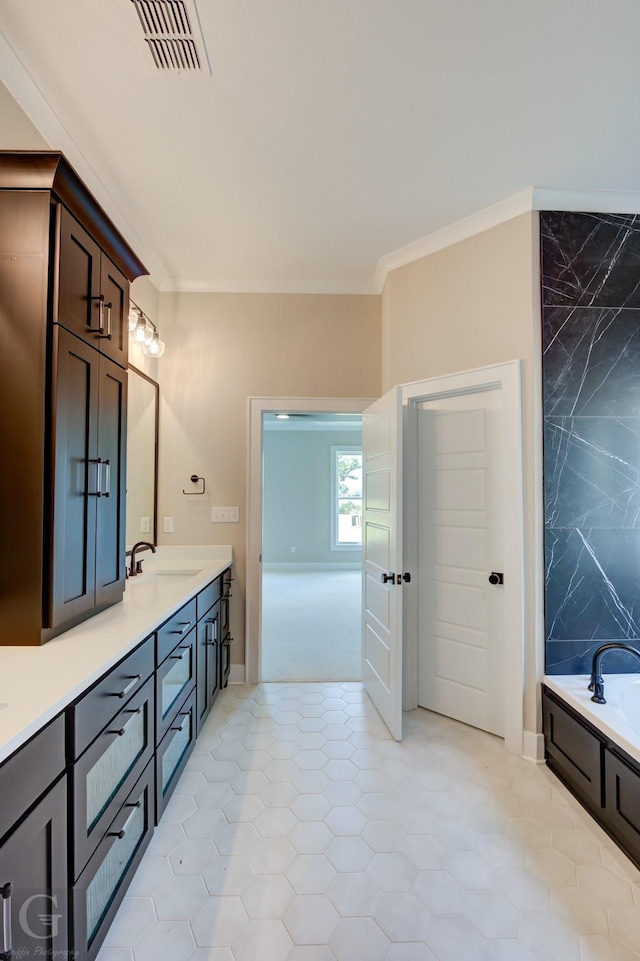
[97, 683, 640, 961]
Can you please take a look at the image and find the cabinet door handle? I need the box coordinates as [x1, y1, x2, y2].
[90, 294, 104, 332]
[106, 728, 126, 737]
[103, 459, 111, 497]
[101, 302, 113, 339]
[1, 882, 13, 961]
[110, 675, 141, 698]
[206, 619, 217, 644]
[89, 457, 103, 497]
[170, 622, 192, 636]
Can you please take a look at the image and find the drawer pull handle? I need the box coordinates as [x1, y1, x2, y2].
[125, 800, 142, 809]
[108, 829, 126, 840]
[107, 728, 126, 737]
[1, 882, 13, 961]
[170, 622, 192, 636]
[125, 708, 142, 715]
[170, 646, 190, 660]
[110, 675, 141, 698]
[108, 804, 140, 840]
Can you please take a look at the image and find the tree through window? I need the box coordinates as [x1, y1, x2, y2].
[332, 447, 362, 548]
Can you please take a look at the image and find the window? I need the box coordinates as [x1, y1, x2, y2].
[331, 447, 362, 550]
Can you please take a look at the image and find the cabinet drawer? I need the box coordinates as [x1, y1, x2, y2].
[542, 687, 604, 807]
[156, 687, 197, 823]
[156, 597, 197, 665]
[72, 759, 154, 961]
[0, 714, 65, 842]
[604, 748, 640, 864]
[72, 636, 154, 758]
[196, 577, 221, 621]
[72, 678, 154, 880]
[155, 626, 197, 742]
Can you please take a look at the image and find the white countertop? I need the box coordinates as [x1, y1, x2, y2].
[544, 674, 640, 766]
[0, 546, 232, 765]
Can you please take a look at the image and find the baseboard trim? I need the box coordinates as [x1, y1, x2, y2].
[263, 562, 361, 572]
[228, 664, 245, 685]
[522, 730, 545, 763]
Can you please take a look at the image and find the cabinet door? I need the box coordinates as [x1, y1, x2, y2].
[95, 357, 127, 608]
[58, 206, 103, 346]
[196, 606, 219, 736]
[99, 255, 129, 367]
[49, 328, 99, 630]
[0, 776, 68, 961]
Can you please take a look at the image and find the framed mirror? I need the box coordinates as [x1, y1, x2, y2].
[126, 366, 159, 547]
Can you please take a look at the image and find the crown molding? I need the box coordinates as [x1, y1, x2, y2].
[375, 185, 640, 292]
[0, 30, 167, 285]
[159, 276, 378, 295]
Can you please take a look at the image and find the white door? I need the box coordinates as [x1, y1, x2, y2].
[417, 387, 505, 737]
[362, 388, 403, 741]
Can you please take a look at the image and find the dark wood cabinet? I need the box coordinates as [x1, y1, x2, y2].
[48, 328, 127, 635]
[604, 747, 640, 866]
[0, 717, 68, 961]
[0, 777, 69, 961]
[71, 760, 155, 961]
[0, 151, 147, 645]
[196, 599, 221, 735]
[58, 206, 129, 367]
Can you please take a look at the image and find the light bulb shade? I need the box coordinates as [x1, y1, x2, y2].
[128, 304, 140, 332]
[142, 331, 166, 358]
[142, 323, 154, 345]
[134, 316, 150, 343]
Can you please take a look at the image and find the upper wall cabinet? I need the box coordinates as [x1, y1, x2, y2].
[0, 151, 147, 646]
[58, 207, 129, 367]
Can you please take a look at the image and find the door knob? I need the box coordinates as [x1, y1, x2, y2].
[488, 572, 504, 585]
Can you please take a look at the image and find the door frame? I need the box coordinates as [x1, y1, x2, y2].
[246, 396, 375, 685]
[401, 360, 525, 756]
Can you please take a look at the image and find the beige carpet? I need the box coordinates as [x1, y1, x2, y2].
[262, 569, 362, 681]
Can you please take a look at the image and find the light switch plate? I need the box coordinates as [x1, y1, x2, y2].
[211, 507, 240, 523]
[140, 516, 150, 533]
[163, 516, 174, 533]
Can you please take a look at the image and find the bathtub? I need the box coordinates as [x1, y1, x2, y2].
[544, 673, 640, 766]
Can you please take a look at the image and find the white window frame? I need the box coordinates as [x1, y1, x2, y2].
[331, 445, 363, 551]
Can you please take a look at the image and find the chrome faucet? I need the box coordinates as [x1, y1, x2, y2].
[127, 541, 156, 578]
[588, 642, 640, 703]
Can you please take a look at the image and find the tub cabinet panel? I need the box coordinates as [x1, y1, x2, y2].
[542, 685, 640, 870]
[542, 687, 604, 808]
[604, 748, 640, 867]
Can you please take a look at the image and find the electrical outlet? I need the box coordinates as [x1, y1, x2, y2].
[211, 507, 240, 523]
[140, 516, 150, 533]
[163, 516, 174, 533]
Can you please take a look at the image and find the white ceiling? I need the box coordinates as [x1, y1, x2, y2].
[2, 0, 640, 293]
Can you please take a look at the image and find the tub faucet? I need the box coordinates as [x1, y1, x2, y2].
[128, 541, 156, 578]
[588, 642, 640, 704]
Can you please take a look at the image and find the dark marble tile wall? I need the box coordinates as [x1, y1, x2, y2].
[542, 212, 640, 675]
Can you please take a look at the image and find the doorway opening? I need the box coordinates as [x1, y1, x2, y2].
[261, 413, 363, 681]
[246, 397, 374, 685]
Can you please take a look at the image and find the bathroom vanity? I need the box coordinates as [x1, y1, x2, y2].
[0, 548, 232, 961]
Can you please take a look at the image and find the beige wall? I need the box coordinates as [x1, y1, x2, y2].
[0, 81, 48, 148]
[382, 213, 543, 737]
[157, 292, 381, 664]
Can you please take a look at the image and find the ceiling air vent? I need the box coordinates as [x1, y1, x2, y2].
[131, 0, 211, 73]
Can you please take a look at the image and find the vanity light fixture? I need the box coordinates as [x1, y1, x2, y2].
[129, 300, 166, 358]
